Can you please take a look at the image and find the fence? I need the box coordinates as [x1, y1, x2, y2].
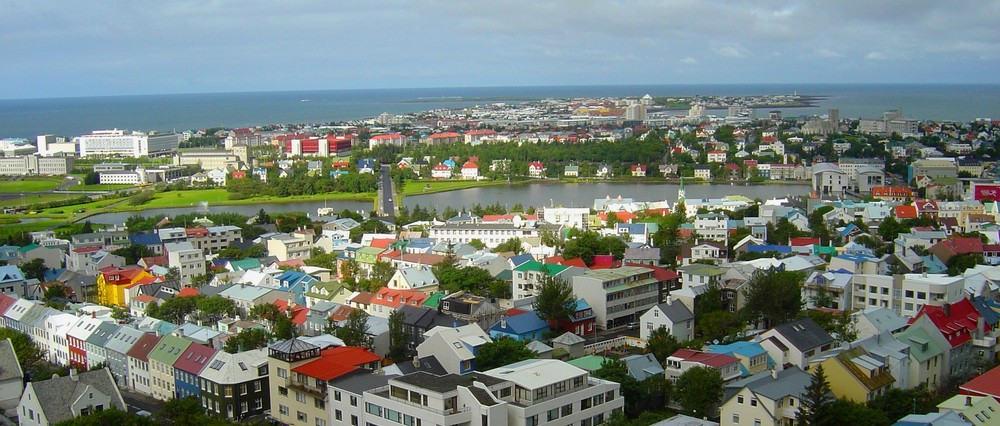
[583, 336, 646, 355]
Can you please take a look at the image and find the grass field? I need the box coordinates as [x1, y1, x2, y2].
[122, 189, 375, 210]
[65, 184, 135, 191]
[0, 193, 82, 208]
[0, 177, 64, 192]
[400, 180, 504, 196]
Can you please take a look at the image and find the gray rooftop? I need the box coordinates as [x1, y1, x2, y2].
[329, 370, 392, 394]
[772, 318, 834, 352]
[29, 368, 125, 424]
[655, 301, 694, 323]
[0, 339, 23, 382]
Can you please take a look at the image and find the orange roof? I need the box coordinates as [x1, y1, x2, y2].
[274, 259, 306, 268]
[370, 133, 404, 140]
[429, 132, 462, 139]
[178, 288, 200, 297]
[371, 288, 429, 309]
[133, 294, 157, 303]
[894, 205, 918, 219]
[598, 211, 637, 223]
[292, 346, 380, 380]
[274, 299, 309, 325]
[370, 238, 395, 249]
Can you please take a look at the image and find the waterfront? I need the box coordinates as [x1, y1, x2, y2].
[2, 84, 999, 138]
[84, 182, 809, 225]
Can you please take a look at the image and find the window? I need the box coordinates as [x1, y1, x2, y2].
[336, 410, 342, 421]
[582, 397, 592, 409]
[526, 415, 538, 426]
[350, 396, 358, 406]
[335, 390, 342, 401]
[255, 398, 263, 410]
[254, 380, 262, 392]
[351, 415, 358, 426]
[296, 392, 306, 403]
[733, 414, 740, 424]
[738, 395, 744, 404]
[561, 404, 573, 416]
[279, 386, 288, 396]
[547, 408, 559, 421]
[277, 368, 288, 378]
[750, 398, 758, 407]
[297, 411, 307, 422]
[240, 383, 248, 395]
[754, 420, 761, 426]
[240, 401, 248, 413]
[279, 405, 289, 416]
[225, 386, 233, 397]
[316, 419, 327, 426]
[315, 397, 325, 409]
[606, 390, 615, 401]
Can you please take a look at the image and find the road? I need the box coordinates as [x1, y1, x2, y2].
[378, 164, 396, 218]
[120, 387, 162, 415]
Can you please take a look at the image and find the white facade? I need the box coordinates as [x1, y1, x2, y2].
[165, 242, 206, 287]
[0, 155, 74, 176]
[541, 207, 591, 230]
[572, 266, 661, 330]
[77, 129, 181, 158]
[852, 273, 965, 318]
[638, 300, 694, 342]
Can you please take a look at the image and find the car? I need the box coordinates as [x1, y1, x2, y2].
[626, 322, 639, 330]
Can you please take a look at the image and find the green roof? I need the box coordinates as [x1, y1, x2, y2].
[896, 326, 945, 363]
[147, 334, 192, 365]
[17, 244, 40, 254]
[356, 247, 386, 264]
[514, 261, 569, 275]
[813, 245, 837, 255]
[422, 292, 446, 309]
[305, 281, 345, 300]
[676, 263, 726, 277]
[230, 258, 262, 271]
[566, 355, 609, 372]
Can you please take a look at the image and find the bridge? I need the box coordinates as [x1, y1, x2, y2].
[376, 164, 400, 218]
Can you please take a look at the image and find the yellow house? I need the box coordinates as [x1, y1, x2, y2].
[97, 266, 155, 307]
[813, 348, 895, 403]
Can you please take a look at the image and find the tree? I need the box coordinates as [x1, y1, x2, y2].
[867, 385, 935, 424]
[592, 358, 643, 417]
[81, 219, 95, 233]
[154, 295, 200, 324]
[336, 309, 372, 349]
[21, 258, 47, 281]
[111, 244, 155, 265]
[43, 283, 69, 303]
[370, 261, 396, 285]
[196, 295, 237, 325]
[0, 329, 43, 373]
[475, 337, 536, 371]
[532, 275, 577, 329]
[800, 364, 834, 426]
[223, 328, 270, 354]
[387, 309, 408, 363]
[645, 326, 684, 364]
[249, 303, 281, 324]
[828, 399, 889, 426]
[494, 237, 524, 254]
[674, 366, 724, 418]
[111, 305, 131, 324]
[53, 408, 155, 426]
[563, 230, 628, 265]
[741, 270, 804, 328]
[468, 239, 486, 250]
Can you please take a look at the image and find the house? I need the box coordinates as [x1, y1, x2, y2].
[564, 165, 580, 177]
[104, 326, 146, 390]
[756, 317, 835, 369]
[705, 341, 773, 378]
[811, 348, 895, 403]
[596, 163, 613, 178]
[147, 334, 192, 401]
[266, 338, 335, 426]
[572, 266, 661, 330]
[694, 165, 712, 180]
[126, 333, 162, 395]
[630, 164, 647, 177]
[199, 348, 270, 419]
[528, 161, 545, 178]
[708, 150, 728, 163]
[387, 267, 439, 294]
[555, 299, 597, 337]
[489, 312, 549, 341]
[936, 394, 1000, 426]
[664, 349, 742, 383]
[852, 307, 908, 340]
[279, 345, 380, 425]
[621, 353, 664, 381]
[96, 266, 154, 307]
[415, 324, 492, 375]
[550, 332, 586, 359]
[173, 342, 217, 400]
[0, 339, 23, 417]
[164, 241, 205, 287]
[909, 300, 982, 378]
[17, 368, 126, 426]
[720, 367, 813, 426]
[460, 161, 479, 180]
[639, 299, 694, 342]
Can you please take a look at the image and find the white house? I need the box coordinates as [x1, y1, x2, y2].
[639, 299, 695, 342]
[460, 161, 479, 180]
[18, 368, 126, 426]
[756, 318, 835, 369]
[431, 163, 452, 179]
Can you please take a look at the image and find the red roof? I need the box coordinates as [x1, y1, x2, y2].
[630, 164, 647, 171]
[762, 136, 778, 143]
[330, 305, 354, 322]
[274, 259, 306, 268]
[371, 288, 429, 309]
[125, 333, 161, 362]
[173, 343, 217, 375]
[629, 263, 679, 282]
[645, 208, 671, 216]
[725, 164, 741, 170]
[186, 228, 209, 238]
[462, 161, 478, 169]
[0, 293, 18, 317]
[935, 237, 984, 257]
[429, 132, 462, 139]
[466, 129, 495, 136]
[292, 346, 381, 380]
[789, 237, 820, 247]
[398, 253, 446, 266]
[960, 364, 1000, 401]
[894, 205, 918, 219]
[141, 256, 168, 267]
[133, 294, 157, 303]
[178, 288, 200, 297]
[529, 161, 544, 169]
[72, 246, 102, 254]
[598, 211, 637, 223]
[909, 299, 986, 348]
[370, 238, 395, 249]
[370, 133, 404, 140]
[433, 163, 450, 171]
[274, 299, 309, 325]
[670, 348, 740, 368]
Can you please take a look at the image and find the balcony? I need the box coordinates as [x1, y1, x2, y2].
[369, 387, 468, 416]
[288, 381, 326, 398]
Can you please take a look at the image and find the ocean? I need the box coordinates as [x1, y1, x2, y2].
[1, 84, 999, 139]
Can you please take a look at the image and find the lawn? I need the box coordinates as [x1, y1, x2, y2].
[123, 188, 375, 210]
[0, 177, 64, 192]
[0, 193, 82, 208]
[65, 184, 135, 191]
[400, 179, 504, 196]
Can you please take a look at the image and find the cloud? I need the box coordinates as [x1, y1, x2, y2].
[813, 49, 844, 58]
[679, 57, 698, 65]
[865, 51, 888, 60]
[713, 45, 749, 59]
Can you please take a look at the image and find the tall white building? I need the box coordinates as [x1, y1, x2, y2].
[350, 359, 623, 426]
[76, 129, 181, 158]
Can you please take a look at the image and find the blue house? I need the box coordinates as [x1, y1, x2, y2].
[173, 342, 218, 399]
[747, 244, 793, 254]
[489, 312, 549, 341]
[276, 269, 318, 306]
[129, 233, 163, 255]
[705, 340, 775, 377]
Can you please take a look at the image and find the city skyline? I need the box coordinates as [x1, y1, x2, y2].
[3, 0, 999, 100]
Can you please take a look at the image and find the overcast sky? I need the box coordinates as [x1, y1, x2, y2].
[2, 0, 998, 99]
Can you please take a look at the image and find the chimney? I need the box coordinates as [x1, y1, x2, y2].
[966, 396, 973, 407]
[770, 369, 778, 379]
[665, 295, 672, 305]
[500, 315, 507, 329]
[69, 369, 78, 381]
[943, 303, 951, 318]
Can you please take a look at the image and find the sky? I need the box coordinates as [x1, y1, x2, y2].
[2, 0, 999, 99]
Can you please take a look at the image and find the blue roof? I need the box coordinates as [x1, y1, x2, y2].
[920, 255, 947, 273]
[748, 244, 792, 254]
[835, 253, 875, 263]
[0, 265, 25, 283]
[44, 268, 65, 282]
[972, 297, 1000, 328]
[130, 233, 161, 246]
[491, 312, 549, 335]
[509, 254, 534, 267]
[838, 223, 860, 237]
[706, 341, 767, 358]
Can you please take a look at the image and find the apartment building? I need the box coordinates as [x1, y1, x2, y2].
[198, 348, 270, 419]
[571, 266, 660, 330]
[165, 241, 205, 287]
[428, 221, 562, 250]
[76, 129, 180, 158]
[148, 334, 192, 401]
[267, 233, 314, 262]
[852, 273, 965, 318]
[0, 155, 74, 176]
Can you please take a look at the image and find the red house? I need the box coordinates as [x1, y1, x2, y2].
[556, 299, 597, 337]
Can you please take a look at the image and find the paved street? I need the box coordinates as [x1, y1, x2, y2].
[120, 387, 162, 415]
[379, 164, 396, 217]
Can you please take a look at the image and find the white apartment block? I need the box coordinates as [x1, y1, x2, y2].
[693, 213, 729, 242]
[76, 129, 181, 158]
[571, 266, 660, 330]
[266, 233, 313, 262]
[428, 222, 562, 250]
[0, 155, 74, 176]
[852, 273, 965, 318]
[540, 207, 591, 230]
[356, 359, 622, 426]
[165, 242, 206, 287]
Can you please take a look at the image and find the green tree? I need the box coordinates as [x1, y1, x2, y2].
[741, 270, 804, 328]
[53, 408, 155, 426]
[336, 309, 372, 349]
[387, 309, 408, 363]
[271, 312, 298, 340]
[370, 261, 396, 285]
[196, 295, 237, 325]
[866, 385, 935, 424]
[563, 230, 628, 265]
[800, 364, 835, 426]
[223, 328, 269, 353]
[111, 305, 131, 323]
[153, 294, 200, 324]
[0, 329, 43, 372]
[592, 358, 643, 417]
[474, 337, 536, 371]
[645, 326, 684, 364]
[828, 399, 889, 426]
[21, 258, 47, 281]
[532, 275, 577, 329]
[468, 239, 486, 250]
[248, 303, 282, 324]
[494, 237, 524, 254]
[947, 253, 985, 276]
[674, 366, 724, 418]
[111, 244, 155, 265]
